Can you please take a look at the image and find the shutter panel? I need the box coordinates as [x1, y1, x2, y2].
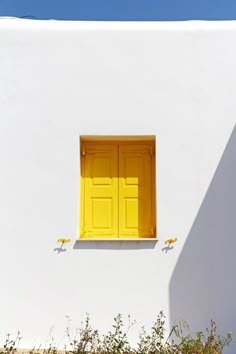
[81, 143, 118, 238]
[118, 144, 154, 238]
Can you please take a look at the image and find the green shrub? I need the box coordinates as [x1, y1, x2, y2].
[0, 312, 232, 354]
[0, 331, 22, 354]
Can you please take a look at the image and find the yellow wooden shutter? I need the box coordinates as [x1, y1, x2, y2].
[81, 143, 118, 238]
[118, 144, 154, 238]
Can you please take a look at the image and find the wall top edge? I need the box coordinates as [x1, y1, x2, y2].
[1, 16, 236, 31]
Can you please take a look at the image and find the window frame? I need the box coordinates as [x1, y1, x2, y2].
[78, 136, 157, 241]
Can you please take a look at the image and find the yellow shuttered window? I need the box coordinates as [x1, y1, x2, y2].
[80, 137, 156, 239]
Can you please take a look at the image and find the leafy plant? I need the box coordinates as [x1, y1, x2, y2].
[174, 319, 232, 354]
[136, 311, 232, 354]
[102, 314, 134, 354]
[0, 313, 232, 354]
[0, 331, 22, 354]
[65, 314, 101, 354]
[137, 311, 168, 354]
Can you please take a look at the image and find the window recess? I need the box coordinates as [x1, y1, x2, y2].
[79, 136, 156, 239]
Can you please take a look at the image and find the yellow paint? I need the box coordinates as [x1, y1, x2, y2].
[80, 143, 118, 238]
[80, 135, 155, 142]
[119, 144, 154, 238]
[164, 238, 177, 245]
[80, 138, 156, 239]
[57, 238, 71, 243]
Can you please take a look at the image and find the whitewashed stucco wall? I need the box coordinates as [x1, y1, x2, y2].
[0, 19, 236, 352]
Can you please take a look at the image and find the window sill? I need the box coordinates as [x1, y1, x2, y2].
[77, 238, 158, 242]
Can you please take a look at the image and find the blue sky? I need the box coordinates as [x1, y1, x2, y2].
[0, 0, 236, 21]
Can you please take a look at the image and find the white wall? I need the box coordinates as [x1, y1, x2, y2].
[0, 18, 236, 352]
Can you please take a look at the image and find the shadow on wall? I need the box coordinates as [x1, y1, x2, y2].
[73, 240, 157, 250]
[170, 125, 236, 353]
